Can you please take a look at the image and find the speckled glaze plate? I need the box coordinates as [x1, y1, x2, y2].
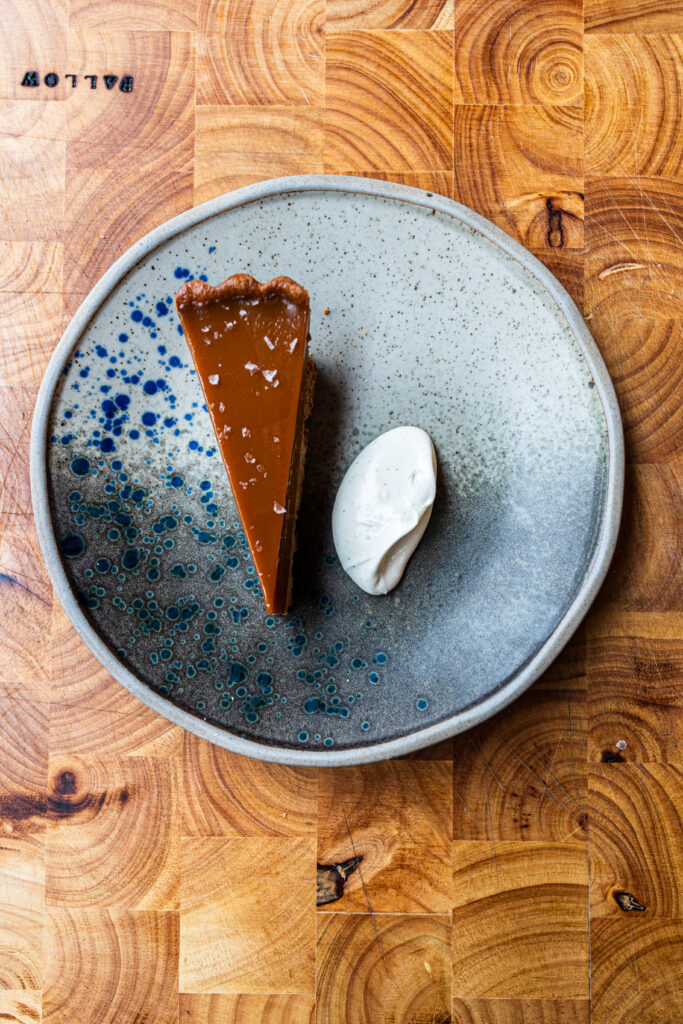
[31, 176, 623, 765]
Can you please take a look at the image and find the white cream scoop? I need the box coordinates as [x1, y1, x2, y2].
[332, 426, 437, 595]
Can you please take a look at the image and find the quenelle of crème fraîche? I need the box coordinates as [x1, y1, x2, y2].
[332, 426, 437, 595]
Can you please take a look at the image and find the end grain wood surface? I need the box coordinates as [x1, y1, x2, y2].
[1, 0, 682, 1021]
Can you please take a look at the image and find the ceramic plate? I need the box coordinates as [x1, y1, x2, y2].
[31, 176, 623, 765]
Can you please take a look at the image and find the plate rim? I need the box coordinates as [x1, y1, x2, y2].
[30, 174, 624, 766]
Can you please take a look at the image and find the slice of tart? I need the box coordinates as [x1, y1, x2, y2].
[175, 274, 315, 615]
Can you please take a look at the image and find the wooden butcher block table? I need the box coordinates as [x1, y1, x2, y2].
[1, 0, 682, 1021]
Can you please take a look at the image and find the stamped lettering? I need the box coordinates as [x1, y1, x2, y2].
[21, 70, 134, 92]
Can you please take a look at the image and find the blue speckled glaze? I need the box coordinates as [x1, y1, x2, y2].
[35, 179, 622, 762]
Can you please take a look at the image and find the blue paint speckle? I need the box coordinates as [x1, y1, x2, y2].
[230, 662, 247, 684]
[60, 533, 85, 558]
[121, 549, 140, 570]
[70, 456, 90, 477]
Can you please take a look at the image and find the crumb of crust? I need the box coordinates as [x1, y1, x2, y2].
[323, 307, 330, 315]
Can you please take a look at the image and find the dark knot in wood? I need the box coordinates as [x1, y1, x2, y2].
[546, 197, 565, 249]
[601, 749, 626, 763]
[54, 770, 78, 795]
[614, 891, 646, 912]
[316, 856, 362, 906]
